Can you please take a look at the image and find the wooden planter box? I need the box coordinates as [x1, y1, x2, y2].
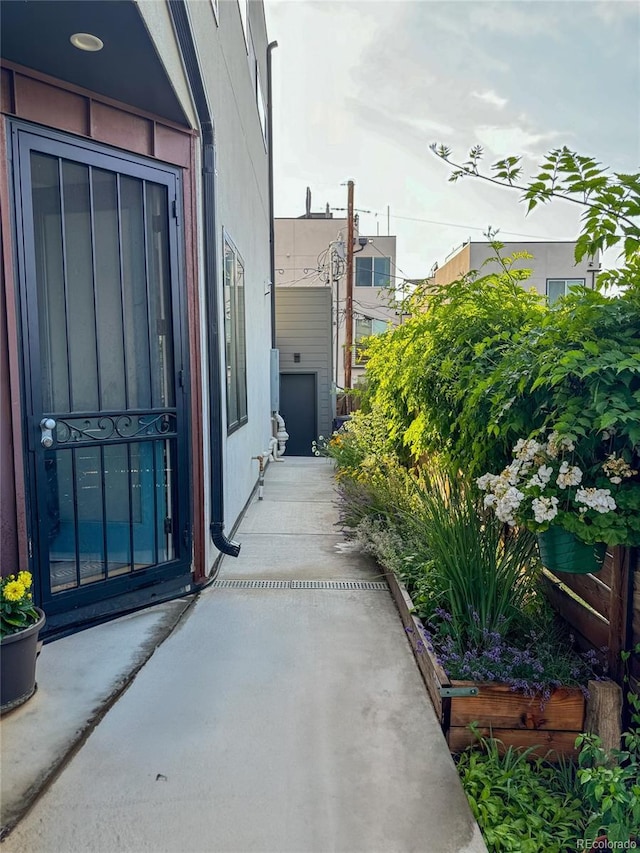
[384, 569, 586, 759]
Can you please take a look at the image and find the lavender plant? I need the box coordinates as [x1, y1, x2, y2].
[424, 607, 601, 701]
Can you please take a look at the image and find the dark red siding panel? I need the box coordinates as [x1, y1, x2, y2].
[0, 269, 19, 575]
[15, 74, 88, 136]
[91, 102, 152, 156]
[155, 123, 191, 168]
[0, 119, 27, 575]
[1, 68, 14, 114]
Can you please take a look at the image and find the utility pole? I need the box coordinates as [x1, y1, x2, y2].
[327, 238, 345, 395]
[344, 179, 354, 391]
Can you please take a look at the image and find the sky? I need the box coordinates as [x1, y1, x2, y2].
[264, 0, 640, 280]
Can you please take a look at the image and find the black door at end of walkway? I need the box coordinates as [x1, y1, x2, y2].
[279, 373, 317, 456]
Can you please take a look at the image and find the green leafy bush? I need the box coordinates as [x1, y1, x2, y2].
[457, 733, 585, 852]
[362, 249, 546, 477]
[313, 409, 402, 475]
[575, 659, 640, 846]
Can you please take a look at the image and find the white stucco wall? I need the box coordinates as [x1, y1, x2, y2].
[349, 235, 398, 389]
[275, 217, 348, 289]
[138, 0, 273, 568]
[467, 242, 599, 295]
[435, 241, 600, 297]
[190, 0, 272, 544]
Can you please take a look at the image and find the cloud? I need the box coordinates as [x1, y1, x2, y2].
[474, 124, 565, 158]
[265, 0, 639, 277]
[591, 0, 639, 25]
[472, 90, 508, 109]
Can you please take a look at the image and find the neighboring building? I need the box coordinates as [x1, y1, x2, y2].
[434, 240, 600, 302]
[275, 195, 398, 452]
[1, 1, 275, 635]
[276, 288, 332, 455]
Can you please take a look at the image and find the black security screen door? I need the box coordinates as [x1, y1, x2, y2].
[13, 124, 191, 619]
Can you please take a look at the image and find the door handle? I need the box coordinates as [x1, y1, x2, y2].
[40, 418, 56, 449]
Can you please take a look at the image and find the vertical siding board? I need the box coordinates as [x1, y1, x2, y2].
[276, 288, 332, 438]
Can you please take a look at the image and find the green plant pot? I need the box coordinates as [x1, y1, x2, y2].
[537, 528, 607, 575]
[0, 608, 46, 713]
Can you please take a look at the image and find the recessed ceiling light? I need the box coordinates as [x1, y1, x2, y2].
[70, 32, 104, 52]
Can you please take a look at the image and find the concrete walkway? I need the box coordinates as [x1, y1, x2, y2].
[1, 458, 486, 853]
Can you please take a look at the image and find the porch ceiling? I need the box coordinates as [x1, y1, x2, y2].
[1, 0, 189, 126]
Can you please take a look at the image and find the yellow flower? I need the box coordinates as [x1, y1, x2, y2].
[18, 571, 33, 589]
[3, 580, 26, 602]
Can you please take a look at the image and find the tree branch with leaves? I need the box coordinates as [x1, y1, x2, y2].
[430, 144, 640, 263]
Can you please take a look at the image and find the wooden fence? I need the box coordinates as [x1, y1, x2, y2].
[542, 546, 639, 717]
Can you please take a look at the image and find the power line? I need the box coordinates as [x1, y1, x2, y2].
[389, 213, 572, 241]
[277, 269, 324, 287]
[365, 239, 411, 282]
[332, 205, 573, 241]
[352, 300, 400, 322]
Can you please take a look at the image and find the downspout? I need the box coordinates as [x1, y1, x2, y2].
[169, 0, 240, 557]
[267, 40, 278, 349]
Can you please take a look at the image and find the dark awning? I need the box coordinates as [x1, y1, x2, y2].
[1, 0, 189, 126]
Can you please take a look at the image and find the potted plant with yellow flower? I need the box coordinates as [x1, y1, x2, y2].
[1, 571, 45, 712]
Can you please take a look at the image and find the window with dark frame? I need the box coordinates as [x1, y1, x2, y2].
[355, 255, 391, 287]
[223, 236, 248, 431]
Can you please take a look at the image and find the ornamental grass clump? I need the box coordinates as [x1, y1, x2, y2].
[409, 463, 539, 647]
[1, 571, 39, 638]
[477, 431, 639, 546]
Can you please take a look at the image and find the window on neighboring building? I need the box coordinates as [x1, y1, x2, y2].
[546, 278, 586, 305]
[224, 235, 248, 431]
[355, 256, 391, 287]
[354, 317, 388, 363]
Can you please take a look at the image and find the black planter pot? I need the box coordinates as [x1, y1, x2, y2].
[0, 608, 46, 713]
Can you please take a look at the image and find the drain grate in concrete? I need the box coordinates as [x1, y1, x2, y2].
[212, 579, 388, 591]
[212, 579, 289, 589]
[290, 580, 388, 590]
